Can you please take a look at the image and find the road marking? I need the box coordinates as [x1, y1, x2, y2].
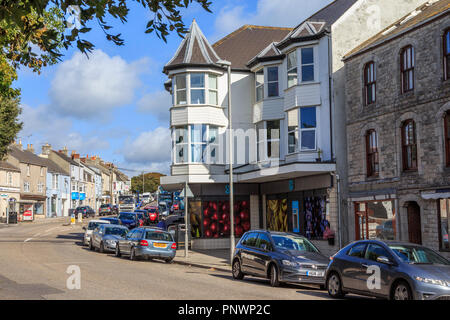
[24, 238, 32, 242]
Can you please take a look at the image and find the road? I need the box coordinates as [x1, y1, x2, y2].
[0, 220, 359, 300]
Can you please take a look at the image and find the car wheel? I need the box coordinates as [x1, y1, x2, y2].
[99, 242, 104, 253]
[232, 259, 244, 280]
[269, 264, 280, 287]
[165, 257, 174, 264]
[89, 239, 94, 251]
[130, 247, 137, 261]
[327, 272, 345, 299]
[392, 281, 412, 300]
[115, 244, 121, 257]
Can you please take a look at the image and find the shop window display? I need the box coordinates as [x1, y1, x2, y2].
[354, 200, 396, 240]
[189, 201, 202, 238]
[267, 199, 288, 232]
[202, 200, 250, 238]
[304, 197, 327, 240]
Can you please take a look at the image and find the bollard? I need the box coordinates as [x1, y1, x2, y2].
[77, 212, 82, 223]
[70, 213, 76, 225]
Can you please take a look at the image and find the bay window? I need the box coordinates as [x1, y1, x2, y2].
[174, 126, 188, 164]
[287, 109, 299, 153]
[256, 121, 280, 161]
[174, 124, 220, 164]
[191, 124, 207, 162]
[190, 73, 205, 104]
[287, 51, 298, 88]
[301, 48, 314, 82]
[255, 69, 264, 102]
[267, 66, 279, 97]
[300, 107, 317, 150]
[175, 75, 187, 105]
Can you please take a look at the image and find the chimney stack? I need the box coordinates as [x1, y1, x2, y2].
[59, 146, 68, 156]
[27, 144, 35, 153]
[42, 143, 51, 155]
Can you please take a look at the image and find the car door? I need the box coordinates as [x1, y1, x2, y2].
[340, 242, 368, 291]
[240, 232, 259, 274]
[357, 243, 398, 297]
[92, 226, 101, 247]
[253, 233, 273, 277]
[120, 229, 136, 254]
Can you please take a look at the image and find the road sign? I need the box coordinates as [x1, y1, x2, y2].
[179, 185, 194, 198]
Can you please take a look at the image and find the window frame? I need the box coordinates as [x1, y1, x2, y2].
[174, 126, 188, 164]
[444, 28, 450, 81]
[287, 109, 299, 154]
[7, 172, 12, 186]
[300, 47, 315, 82]
[208, 74, 218, 106]
[24, 182, 30, 192]
[401, 119, 418, 171]
[287, 50, 298, 88]
[190, 73, 206, 105]
[445, 111, 450, 167]
[267, 66, 279, 97]
[174, 74, 187, 106]
[299, 107, 317, 151]
[255, 68, 264, 102]
[365, 129, 379, 177]
[400, 45, 415, 93]
[364, 61, 376, 105]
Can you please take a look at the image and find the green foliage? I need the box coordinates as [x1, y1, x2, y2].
[0, 96, 23, 160]
[131, 172, 165, 194]
[0, 0, 213, 72]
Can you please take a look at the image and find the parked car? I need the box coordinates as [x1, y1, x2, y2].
[231, 230, 329, 288]
[75, 206, 95, 218]
[99, 204, 114, 216]
[100, 217, 120, 225]
[164, 213, 185, 230]
[82, 220, 110, 246]
[89, 224, 129, 253]
[326, 240, 450, 300]
[112, 205, 119, 215]
[115, 227, 176, 262]
[118, 212, 140, 229]
[138, 206, 159, 224]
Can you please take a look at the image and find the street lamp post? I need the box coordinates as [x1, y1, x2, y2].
[219, 59, 234, 263]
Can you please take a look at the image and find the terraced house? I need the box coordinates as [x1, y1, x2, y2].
[160, 0, 428, 252]
[343, 0, 450, 258]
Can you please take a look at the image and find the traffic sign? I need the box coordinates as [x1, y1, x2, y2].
[179, 185, 194, 198]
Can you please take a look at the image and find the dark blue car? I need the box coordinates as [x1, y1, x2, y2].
[100, 217, 120, 225]
[118, 212, 145, 229]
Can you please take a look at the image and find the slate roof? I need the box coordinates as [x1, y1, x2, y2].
[163, 19, 223, 73]
[51, 150, 79, 166]
[344, 0, 450, 60]
[0, 161, 20, 172]
[8, 146, 48, 167]
[213, 25, 291, 71]
[247, 42, 285, 69]
[39, 157, 69, 175]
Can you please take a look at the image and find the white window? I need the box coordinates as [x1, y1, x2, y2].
[256, 121, 280, 161]
[190, 124, 207, 162]
[267, 66, 279, 97]
[287, 109, 299, 153]
[208, 126, 219, 164]
[255, 69, 264, 102]
[287, 51, 298, 88]
[301, 48, 314, 82]
[24, 182, 30, 192]
[190, 73, 205, 104]
[7, 172, 12, 186]
[175, 74, 187, 105]
[40, 167, 44, 177]
[52, 174, 59, 189]
[38, 182, 44, 193]
[174, 126, 188, 164]
[208, 74, 218, 105]
[26, 165, 30, 176]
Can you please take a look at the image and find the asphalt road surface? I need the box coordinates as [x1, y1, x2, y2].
[0, 220, 363, 300]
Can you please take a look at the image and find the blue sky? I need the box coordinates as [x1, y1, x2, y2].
[16, 0, 332, 176]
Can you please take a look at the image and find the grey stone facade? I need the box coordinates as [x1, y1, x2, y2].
[344, 10, 450, 258]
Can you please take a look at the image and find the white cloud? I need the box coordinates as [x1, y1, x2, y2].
[213, 0, 333, 39]
[49, 49, 148, 119]
[136, 90, 171, 123]
[19, 104, 109, 155]
[121, 127, 171, 173]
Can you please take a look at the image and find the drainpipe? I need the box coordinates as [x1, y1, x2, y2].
[331, 172, 342, 249]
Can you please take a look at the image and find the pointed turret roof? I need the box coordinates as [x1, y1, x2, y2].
[163, 19, 223, 74]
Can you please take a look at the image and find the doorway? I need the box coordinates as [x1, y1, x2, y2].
[406, 202, 422, 245]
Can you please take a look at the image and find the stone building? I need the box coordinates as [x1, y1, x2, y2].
[343, 0, 450, 257]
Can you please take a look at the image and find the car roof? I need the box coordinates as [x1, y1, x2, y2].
[348, 239, 423, 247]
[103, 224, 127, 228]
[89, 220, 110, 224]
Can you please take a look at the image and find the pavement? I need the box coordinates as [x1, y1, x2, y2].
[174, 249, 231, 273]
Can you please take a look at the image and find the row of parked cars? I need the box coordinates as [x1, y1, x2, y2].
[82, 206, 177, 263]
[231, 230, 450, 300]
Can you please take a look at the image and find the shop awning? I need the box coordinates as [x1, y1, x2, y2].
[20, 194, 46, 201]
[421, 190, 450, 200]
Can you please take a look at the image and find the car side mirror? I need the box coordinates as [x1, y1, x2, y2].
[377, 256, 393, 265]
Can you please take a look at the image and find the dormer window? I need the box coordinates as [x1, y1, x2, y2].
[255, 69, 264, 102]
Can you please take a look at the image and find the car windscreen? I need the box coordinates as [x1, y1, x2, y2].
[88, 222, 105, 230]
[119, 213, 135, 220]
[389, 245, 450, 265]
[145, 231, 173, 242]
[104, 227, 128, 237]
[271, 235, 319, 253]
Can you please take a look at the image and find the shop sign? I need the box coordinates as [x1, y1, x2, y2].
[79, 193, 86, 200]
[23, 204, 33, 221]
[71, 192, 79, 200]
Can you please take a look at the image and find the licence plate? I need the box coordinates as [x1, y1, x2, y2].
[306, 271, 324, 277]
[153, 243, 167, 248]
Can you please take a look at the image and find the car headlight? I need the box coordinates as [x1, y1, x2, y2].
[282, 260, 299, 267]
[415, 276, 450, 287]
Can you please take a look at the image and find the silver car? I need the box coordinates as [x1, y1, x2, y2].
[82, 220, 110, 246]
[326, 240, 450, 300]
[89, 224, 129, 253]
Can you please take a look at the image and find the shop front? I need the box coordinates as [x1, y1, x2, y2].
[0, 187, 20, 222]
[19, 194, 46, 221]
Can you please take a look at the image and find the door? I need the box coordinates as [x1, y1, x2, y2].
[121, 229, 136, 254]
[240, 232, 259, 274]
[407, 202, 422, 245]
[340, 242, 368, 290]
[253, 233, 273, 276]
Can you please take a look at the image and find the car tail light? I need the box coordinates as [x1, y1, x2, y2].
[171, 243, 177, 249]
[140, 240, 149, 246]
